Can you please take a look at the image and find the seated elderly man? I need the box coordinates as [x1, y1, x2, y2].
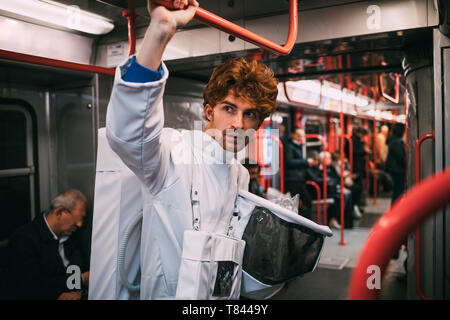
[6, 189, 89, 300]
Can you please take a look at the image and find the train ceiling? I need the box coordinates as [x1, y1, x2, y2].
[1, 0, 436, 112]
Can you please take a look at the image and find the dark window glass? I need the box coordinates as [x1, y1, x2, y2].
[0, 176, 31, 241]
[0, 110, 27, 170]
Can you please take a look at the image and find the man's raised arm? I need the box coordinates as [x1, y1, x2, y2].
[105, 0, 198, 193]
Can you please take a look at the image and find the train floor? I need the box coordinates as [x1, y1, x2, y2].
[270, 196, 408, 300]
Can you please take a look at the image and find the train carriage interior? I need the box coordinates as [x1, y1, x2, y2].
[1, 0, 450, 301]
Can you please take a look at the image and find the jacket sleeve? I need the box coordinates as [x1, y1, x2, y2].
[105, 56, 171, 195]
[285, 144, 308, 169]
[8, 234, 70, 299]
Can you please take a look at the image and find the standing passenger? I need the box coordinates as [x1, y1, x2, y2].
[386, 123, 406, 204]
[105, 0, 279, 299]
[284, 127, 313, 219]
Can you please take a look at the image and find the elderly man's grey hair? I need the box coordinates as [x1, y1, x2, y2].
[49, 189, 87, 215]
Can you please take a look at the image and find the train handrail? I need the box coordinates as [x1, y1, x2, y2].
[283, 80, 323, 108]
[0, 49, 115, 76]
[255, 130, 285, 193]
[305, 134, 328, 224]
[414, 132, 435, 300]
[152, 0, 298, 55]
[305, 180, 321, 225]
[348, 168, 450, 300]
[379, 73, 400, 104]
[122, 0, 137, 57]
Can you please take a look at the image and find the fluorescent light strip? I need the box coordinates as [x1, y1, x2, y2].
[286, 80, 370, 107]
[0, 0, 114, 35]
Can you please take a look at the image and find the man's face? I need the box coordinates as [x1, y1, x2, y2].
[204, 94, 262, 152]
[57, 201, 86, 237]
[248, 166, 261, 183]
[290, 129, 304, 143]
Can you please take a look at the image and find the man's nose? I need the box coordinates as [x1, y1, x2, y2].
[231, 112, 244, 129]
[76, 220, 83, 228]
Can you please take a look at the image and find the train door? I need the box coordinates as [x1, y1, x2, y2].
[0, 101, 37, 266]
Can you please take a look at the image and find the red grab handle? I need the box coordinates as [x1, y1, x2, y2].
[152, 0, 298, 55]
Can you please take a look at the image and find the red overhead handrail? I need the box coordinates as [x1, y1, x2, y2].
[349, 168, 450, 300]
[0, 49, 115, 76]
[153, 0, 298, 55]
[414, 132, 435, 300]
[305, 134, 328, 224]
[283, 80, 323, 108]
[306, 180, 321, 225]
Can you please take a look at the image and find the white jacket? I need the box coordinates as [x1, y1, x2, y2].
[106, 56, 250, 299]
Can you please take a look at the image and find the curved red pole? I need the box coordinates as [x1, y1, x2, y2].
[271, 135, 285, 194]
[0, 49, 115, 76]
[414, 132, 435, 300]
[348, 168, 450, 300]
[305, 134, 328, 225]
[306, 181, 321, 225]
[122, 0, 137, 56]
[152, 0, 298, 55]
[283, 80, 323, 108]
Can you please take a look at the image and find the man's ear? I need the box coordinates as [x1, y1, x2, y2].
[204, 104, 214, 122]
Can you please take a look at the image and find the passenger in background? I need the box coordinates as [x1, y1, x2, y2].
[6, 189, 90, 300]
[284, 127, 314, 219]
[323, 152, 354, 228]
[375, 124, 389, 167]
[306, 151, 340, 229]
[345, 126, 368, 210]
[331, 151, 362, 219]
[243, 159, 266, 198]
[386, 123, 406, 205]
[375, 124, 394, 194]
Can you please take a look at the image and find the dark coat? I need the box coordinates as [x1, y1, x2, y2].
[345, 133, 367, 177]
[386, 137, 406, 175]
[284, 138, 308, 183]
[6, 214, 88, 300]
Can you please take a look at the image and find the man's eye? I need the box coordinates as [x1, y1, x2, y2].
[224, 106, 233, 112]
[245, 111, 257, 119]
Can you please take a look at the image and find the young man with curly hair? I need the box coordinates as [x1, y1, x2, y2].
[105, 0, 278, 299]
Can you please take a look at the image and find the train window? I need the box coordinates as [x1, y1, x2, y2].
[0, 110, 27, 170]
[0, 104, 36, 248]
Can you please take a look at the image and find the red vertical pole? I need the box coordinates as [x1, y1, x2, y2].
[372, 88, 378, 206]
[339, 75, 346, 245]
[122, 0, 136, 56]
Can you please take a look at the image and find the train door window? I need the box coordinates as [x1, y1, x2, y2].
[0, 103, 36, 249]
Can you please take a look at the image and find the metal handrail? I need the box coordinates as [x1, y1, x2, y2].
[255, 129, 285, 194]
[0, 49, 115, 76]
[414, 132, 435, 300]
[306, 180, 321, 225]
[152, 0, 298, 55]
[348, 168, 450, 299]
[122, 0, 137, 56]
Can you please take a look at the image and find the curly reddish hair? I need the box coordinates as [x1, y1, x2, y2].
[203, 58, 278, 122]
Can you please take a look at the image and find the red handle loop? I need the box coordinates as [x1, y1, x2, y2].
[152, 0, 298, 55]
